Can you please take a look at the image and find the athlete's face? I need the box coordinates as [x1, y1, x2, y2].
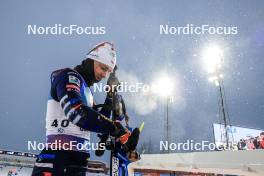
[94, 60, 113, 81]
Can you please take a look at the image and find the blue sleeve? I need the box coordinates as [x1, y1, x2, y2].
[51, 69, 115, 134]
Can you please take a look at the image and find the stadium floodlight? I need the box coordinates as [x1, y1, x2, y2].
[202, 43, 233, 149]
[202, 44, 223, 74]
[151, 74, 174, 153]
[202, 44, 224, 87]
[208, 75, 220, 87]
[151, 75, 174, 98]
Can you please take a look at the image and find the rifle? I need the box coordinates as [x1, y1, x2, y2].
[95, 66, 144, 176]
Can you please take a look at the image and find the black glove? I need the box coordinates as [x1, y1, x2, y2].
[96, 122, 128, 157]
[110, 121, 127, 138]
[95, 134, 109, 157]
[111, 122, 140, 152]
[122, 128, 140, 152]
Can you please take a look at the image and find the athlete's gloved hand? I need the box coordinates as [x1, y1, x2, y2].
[111, 122, 140, 152]
[121, 128, 140, 152]
[95, 133, 110, 157]
[110, 121, 128, 140]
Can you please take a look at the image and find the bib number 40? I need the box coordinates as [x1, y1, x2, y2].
[51, 119, 69, 128]
[51, 119, 85, 131]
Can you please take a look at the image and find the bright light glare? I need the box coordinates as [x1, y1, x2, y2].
[202, 45, 223, 73]
[151, 75, 174, 97]
[208, 76, 218, 82]
[208, 76, 221, 87]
